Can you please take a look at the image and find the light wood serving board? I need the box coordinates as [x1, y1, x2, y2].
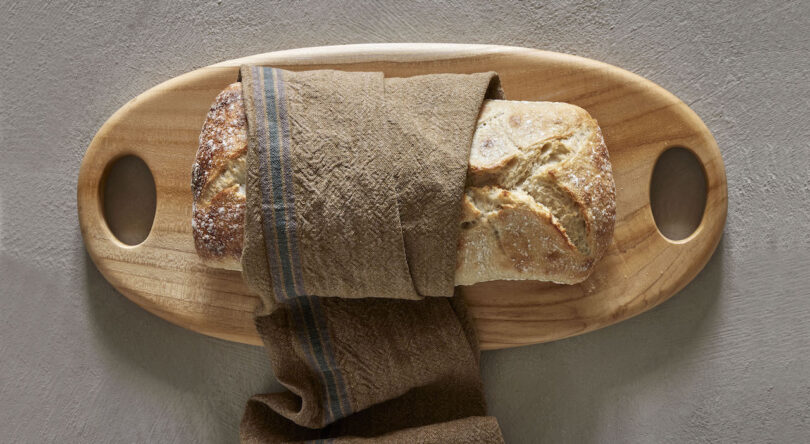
[78, 44, 727, 350]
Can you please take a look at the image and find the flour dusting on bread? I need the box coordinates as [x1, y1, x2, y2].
[456, 100, 615, 285]
[191, 86, 616, 283]
[191, 83, 248, 270]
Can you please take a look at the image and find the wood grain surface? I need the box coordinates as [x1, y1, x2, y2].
[77, 44, 727, 350]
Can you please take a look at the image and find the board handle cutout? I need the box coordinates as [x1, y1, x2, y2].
[648, 123, 726, 249]
[650, 147, 707, 242]
[100, 155, 157, 246]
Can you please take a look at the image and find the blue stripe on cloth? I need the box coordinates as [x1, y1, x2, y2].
[305, 293, 353, 417]
[274, 69, 353, 418]
[274, 69, 306, 297]
[252, 66, 286, 300]
[256, 67, 352, 423]
[265, 68, 345, 421]
[285, 296, 342, 423]
[254, 66, 339, 422]
[261, 68, 297, 301]
[290, 297, 348, 422]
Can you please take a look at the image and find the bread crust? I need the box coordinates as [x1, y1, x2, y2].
[191, 83, 247, 270]
[192, 87, 615, 284]
[456, 100, 615, 285]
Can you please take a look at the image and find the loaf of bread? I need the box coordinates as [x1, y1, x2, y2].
[192, 83, 615, 285]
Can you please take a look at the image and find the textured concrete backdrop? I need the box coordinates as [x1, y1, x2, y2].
[1, 1, 808, 442]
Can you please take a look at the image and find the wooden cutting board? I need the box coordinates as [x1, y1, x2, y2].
[78, 44, 727, 350]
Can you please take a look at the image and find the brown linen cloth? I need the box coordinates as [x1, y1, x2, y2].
[239, 66, 505, 443]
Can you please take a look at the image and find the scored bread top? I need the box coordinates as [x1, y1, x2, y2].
[192, 85, 616, 284]
[191, 83, 247, 270]
[456, 100, 615, 285]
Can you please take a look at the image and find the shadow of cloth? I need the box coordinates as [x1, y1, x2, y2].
[82, 233, 726, 442]
[82, 250, 276, 440]
[482, 237, 726, 443]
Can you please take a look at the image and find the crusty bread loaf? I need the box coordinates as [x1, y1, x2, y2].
[192, 84, 615, 284]
[457, 100, 615, 285]
[191, 83, 247, 270]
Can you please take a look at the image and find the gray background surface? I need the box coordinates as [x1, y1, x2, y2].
[1, 1, 808, 442]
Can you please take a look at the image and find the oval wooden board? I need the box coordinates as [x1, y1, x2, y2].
[78, 44, 727, 350]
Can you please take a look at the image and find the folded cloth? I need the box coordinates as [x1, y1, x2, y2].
[239, 66, 505, 443]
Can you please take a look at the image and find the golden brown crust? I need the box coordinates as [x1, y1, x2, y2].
[191, 83, 247, 270]
[455, 100, 615, 285]
[192, 185, 245, 268]
[192, 90, 615, 284]
[458, 187, 587, 280]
